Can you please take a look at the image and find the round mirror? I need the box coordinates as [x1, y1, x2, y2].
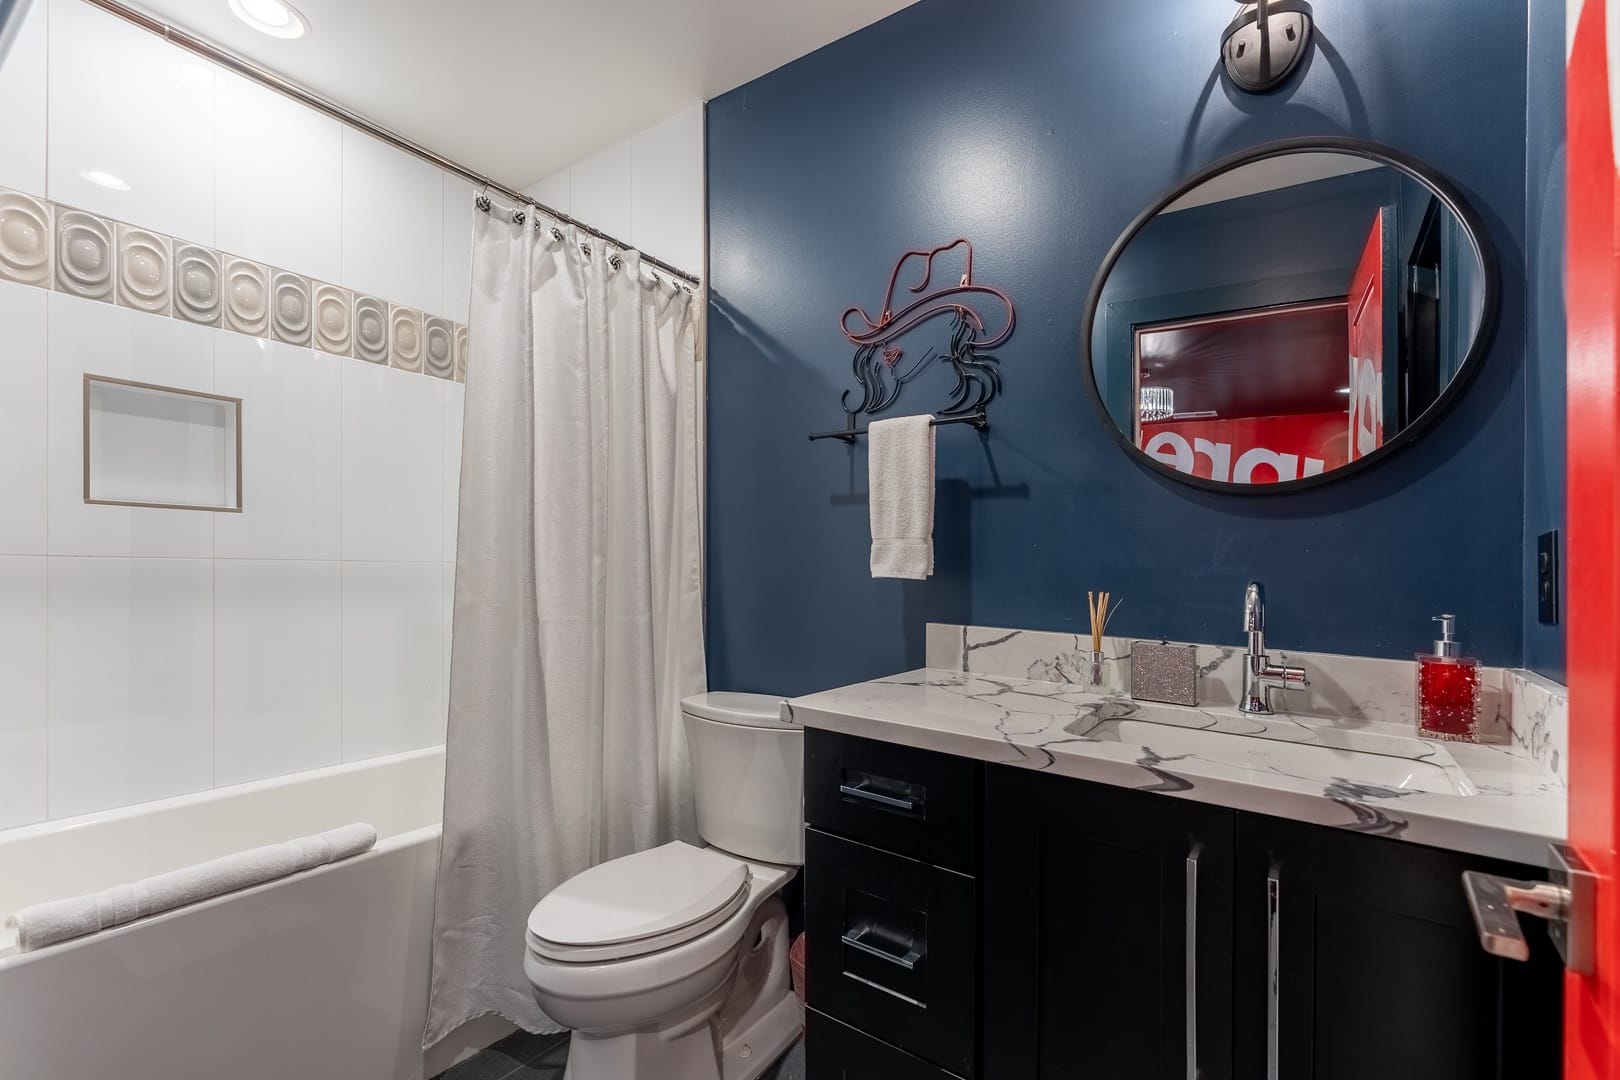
[1082, 138, 1498, 492]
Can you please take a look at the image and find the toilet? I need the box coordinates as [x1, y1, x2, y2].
[524, 693, 804, 1080]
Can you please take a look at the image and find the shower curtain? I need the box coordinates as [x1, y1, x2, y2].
[424, 206, 707, 1043]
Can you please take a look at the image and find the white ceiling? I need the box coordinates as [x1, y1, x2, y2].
[126, 0, 918, 185]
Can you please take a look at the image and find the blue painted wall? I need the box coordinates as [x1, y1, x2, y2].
[1524, 0, 1567, 682]
[706, 0, 1534, 697]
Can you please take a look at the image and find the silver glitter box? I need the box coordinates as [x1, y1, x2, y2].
[1131, 641, 1198, 707]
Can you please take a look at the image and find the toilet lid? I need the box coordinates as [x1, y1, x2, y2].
[527, 841, 752, 962]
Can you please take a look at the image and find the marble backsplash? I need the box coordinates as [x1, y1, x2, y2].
[925, 623, 1570, 786]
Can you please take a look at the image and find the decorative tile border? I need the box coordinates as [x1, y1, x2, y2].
[115, 225, 171, 315]
[0, 185, 467, 383]
[56, 209, 113, 302]
[926, 622, 1570, 785]
[0, 190, 52, 286]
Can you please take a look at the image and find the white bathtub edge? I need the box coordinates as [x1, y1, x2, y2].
[0, 823, 443, 967]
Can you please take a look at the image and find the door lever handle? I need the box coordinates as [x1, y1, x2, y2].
[1462, 843, 1594, 974]
[1461, 872, 1567, 961]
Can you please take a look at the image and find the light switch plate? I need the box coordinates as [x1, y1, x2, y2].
[1537, 531, 1560, 626]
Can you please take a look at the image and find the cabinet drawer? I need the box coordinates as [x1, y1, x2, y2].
[804, 729, 978, 873]
[805, 828, 976, 1078]
[807, 1008, 966, 1080]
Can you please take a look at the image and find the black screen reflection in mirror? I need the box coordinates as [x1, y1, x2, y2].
[1085, 145, 1495, 492]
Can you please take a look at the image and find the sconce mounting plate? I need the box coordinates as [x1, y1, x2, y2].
[1222, 1, 1313, 93]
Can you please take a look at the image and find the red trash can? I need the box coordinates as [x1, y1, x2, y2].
[789, 932, 808, 1026]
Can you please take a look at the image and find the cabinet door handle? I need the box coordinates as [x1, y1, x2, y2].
[838, 782, 916, 813]
[1266, 872, 1281, 1080]
[841, 924, 923, 970]
[1186, 842, 1202, 1080]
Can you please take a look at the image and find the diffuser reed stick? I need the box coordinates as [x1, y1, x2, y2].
[1087, 590, 1121, 653]
[1086, 591, 1121, 690]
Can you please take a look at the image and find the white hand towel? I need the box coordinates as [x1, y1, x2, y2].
[869, 414, 936, 579]
[4, 822, 377, 952]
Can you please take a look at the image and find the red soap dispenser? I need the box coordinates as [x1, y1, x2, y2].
[1416, 614, 1481, 741]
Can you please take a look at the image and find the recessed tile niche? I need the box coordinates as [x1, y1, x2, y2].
[84, 375, 242, 512]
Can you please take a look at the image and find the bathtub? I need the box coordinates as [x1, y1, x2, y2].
[0, 747, 507, 1080]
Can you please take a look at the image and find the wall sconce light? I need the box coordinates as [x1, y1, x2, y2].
[1221, 0, 1314, 93]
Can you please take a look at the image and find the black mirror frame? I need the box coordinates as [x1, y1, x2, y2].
[1079, 135, 1501, 496]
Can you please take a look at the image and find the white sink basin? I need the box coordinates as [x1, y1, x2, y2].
[1067, 701, 1475, 797]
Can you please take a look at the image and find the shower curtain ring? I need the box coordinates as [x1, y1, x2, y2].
[475, 194, 491, 212]
[512, 209, 527, 226]
[608, 254, 623, 271]
[551, 226, 564, 243]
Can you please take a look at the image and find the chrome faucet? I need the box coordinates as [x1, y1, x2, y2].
[1240, 581, 1309, 714]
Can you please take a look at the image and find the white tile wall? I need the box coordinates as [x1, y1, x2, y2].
[569, 139, 636, 249]
[0, 0, 474, 823]
[630, 105, 706, 275]
[0, 0, 46, 196]
[522, 103, 704, 276]
[442, 175, 476, 324]
[47, 0, 217, 244]
[342, 359, 444, 563]
[47, 556, 215, 818]
[0, 556, 48, 829]
[214, 559, 342, 786]
[0, 281, 47, 554]
[341, 129, 446, 315]
[213, 335, 342, 561]
[526, 169, 572, 215]
[342, 561, 446, 761]
[214, 71, 344, 284]
[47, 292, 216, 558]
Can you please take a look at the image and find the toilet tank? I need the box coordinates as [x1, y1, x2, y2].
[682, 693, 804, 865]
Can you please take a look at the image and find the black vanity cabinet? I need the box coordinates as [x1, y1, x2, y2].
[982, 765, 1236, 1080]
[1233, 813, 1563, 1080]
[804, 733, 1563, 1079]
[981, 764, 1563, 1080]
[804, 729, 980, 1080]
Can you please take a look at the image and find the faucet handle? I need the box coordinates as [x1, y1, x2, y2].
[1272, 663, 1309, 690]
[1243, 581, 1266, 632]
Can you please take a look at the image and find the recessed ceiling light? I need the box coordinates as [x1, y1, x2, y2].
[81, 169, 130, 191]
[228, 0, 308, 39]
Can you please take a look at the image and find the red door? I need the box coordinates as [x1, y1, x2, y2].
[1348, 206, 1397, 461]
[1566, 0, 1620, 1074]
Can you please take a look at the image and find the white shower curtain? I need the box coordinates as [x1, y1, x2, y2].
[424, 206, 707, 1043]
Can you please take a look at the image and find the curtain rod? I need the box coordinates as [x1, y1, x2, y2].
[77, 0, 703, 287]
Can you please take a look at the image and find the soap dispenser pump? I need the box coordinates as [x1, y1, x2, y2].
[1416, 614, 1481, 741]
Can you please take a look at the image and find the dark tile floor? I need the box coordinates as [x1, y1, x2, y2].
[436, 1029, 805, 1080]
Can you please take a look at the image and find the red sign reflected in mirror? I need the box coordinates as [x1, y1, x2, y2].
[1136, 299, 1351, 484]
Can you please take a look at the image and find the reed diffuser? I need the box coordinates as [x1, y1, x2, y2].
[1086, 591, 1121, 690]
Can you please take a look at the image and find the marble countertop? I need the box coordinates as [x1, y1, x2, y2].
[788, 668, 1567, 866]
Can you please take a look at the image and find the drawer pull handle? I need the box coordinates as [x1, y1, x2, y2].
[1186, 842, 1201, 1080]
[841, 924, 923, 970]
[838, 782, 916, 813]
[1266, 871, 1281, 1080]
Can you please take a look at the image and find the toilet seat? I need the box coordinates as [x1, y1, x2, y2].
[527, 842, 752, 963]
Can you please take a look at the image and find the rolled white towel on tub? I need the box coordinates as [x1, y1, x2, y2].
[4, 822, 377, 952]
